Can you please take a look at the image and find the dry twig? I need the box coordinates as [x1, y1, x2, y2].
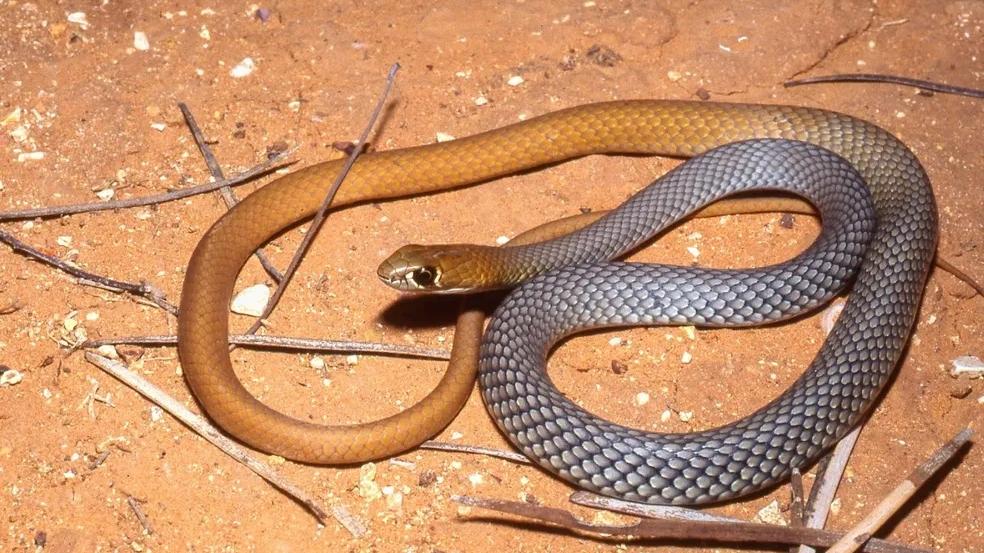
[84, 334, 450, 360]
[84, 352, 336, 527]
[0, 229, 178, 315]
[0, 154, 293, 222]
[244, 63, 401, 336]
[420, 441, 532, 464]
[785, 74, 984, 98]
[178, 102, 284, 282]
[827, 427, 974, 553]
[127, 495, 155, 535]
[570, 491, 741, 523]
[453, 495, 928, 553]
[796, 425, 862, 553]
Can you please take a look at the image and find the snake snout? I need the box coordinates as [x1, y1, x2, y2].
[377, 245, 446, 292]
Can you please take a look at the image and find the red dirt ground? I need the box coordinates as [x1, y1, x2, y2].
[1, 1, 981, 552]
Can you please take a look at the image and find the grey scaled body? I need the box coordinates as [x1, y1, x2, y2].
[479, 138, 935, 504]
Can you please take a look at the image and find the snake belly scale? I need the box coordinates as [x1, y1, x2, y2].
[178, 101, 936, 482]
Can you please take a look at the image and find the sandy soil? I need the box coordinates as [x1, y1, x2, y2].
[1, 1, 981, 551]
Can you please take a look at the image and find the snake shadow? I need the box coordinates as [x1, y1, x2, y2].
[377, 289, 508, 329]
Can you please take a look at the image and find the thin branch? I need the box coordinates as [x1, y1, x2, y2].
[935, 256, 984, 297]
[569, 491, 924, 553]
[789, 468, 807, 553]
[83, 334, 450, 360]
[827, 428, 974, 553]
[178, 102, 284, 283]
[796, 425, 862, 553]
[790, 468, 806, 527]
[84, 352, 333, 526]
[569, 491, 742, 523]
[329, 504, 368, 538]
[420, 441, 532, 464]
[244, 63, 401, 337]
[784, 74, 984, 98]
[127, 495, 155, 535]
[0, 229, 178, 315]
[0, 154, 294, 222]
[452, 495, 929, 553]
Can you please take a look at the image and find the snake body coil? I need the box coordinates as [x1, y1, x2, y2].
[178, 101, 936, 477]
[478, 139, 878, 504]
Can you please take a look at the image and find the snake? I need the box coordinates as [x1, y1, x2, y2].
[178, 101, 937, 485]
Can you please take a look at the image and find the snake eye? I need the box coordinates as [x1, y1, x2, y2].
[410, 266, 439, 287]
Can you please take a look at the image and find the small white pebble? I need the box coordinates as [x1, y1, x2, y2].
[449, 460, 463, 470]
[41, 388, 52, 399]
[9, 126, 28, 142]
[634, 392, 650, 406]
[680, 351, 693, 364]
[309, 356, 326, 370]
[287, 100, 301, 112]
[96, 188, 115, 201]
[608, 337, 623, 347]
[666, 70, 683, 82]
[686, 246, 700, 258]
[495, 235, 510, 246]
[346, 354, 359, 366]
[17, 152, 45, 162]
[149, 405, 164, 422]
[229, 284, 270, 317]
[199, 25, 211, 40]
[679, 410, 694, 422]
[85, 311, 99, 322]
[63, 469, 77, 480]
[2, 107, 21, 125]
[0, 370, 23, 386]
[67, 12, 89, 29]
[56, 235, 73, 247]
[96, 345, 119, 359]
[829, 497, 842, 515]
[519, 475, 529, 486]
[229, 57, 256, 78]
[473, 95, 489, 106]
[754, 499, 787, 525]
[951, 355, 984, 377]
[681, 326, 696, 340]
[450, 431, 464, 440]
[468, 473, 484, 486]
[506, 75, 524, 86]
[385, 490, 403, 511]
[435, 132, 455, 143]
[133, 31, 150, 51]
[660, 409, 672, 422]
[150, 122, 167, 132]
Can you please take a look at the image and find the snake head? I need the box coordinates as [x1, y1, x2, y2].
[377, 244, 499, 293]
